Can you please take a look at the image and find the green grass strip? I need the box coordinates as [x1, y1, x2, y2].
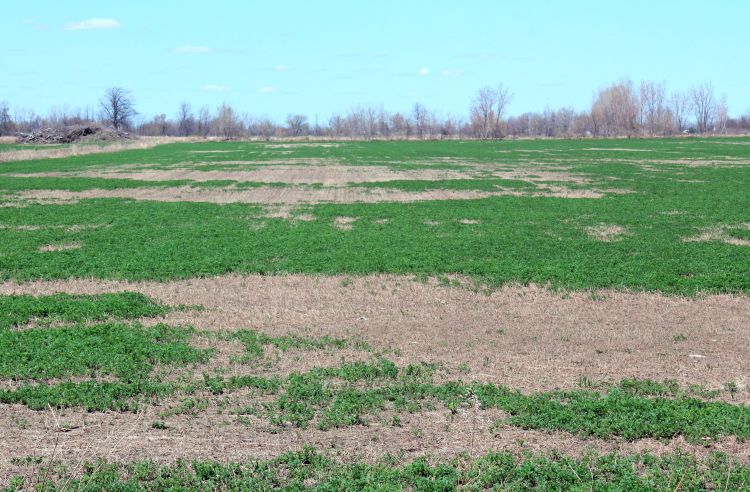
[0, 292, 168, 330]
[0, 323, 210, 381]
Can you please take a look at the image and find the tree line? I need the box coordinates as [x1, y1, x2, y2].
[1, 79, 748, 140]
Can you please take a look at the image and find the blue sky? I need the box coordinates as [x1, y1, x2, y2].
[2, 0, 748, 122]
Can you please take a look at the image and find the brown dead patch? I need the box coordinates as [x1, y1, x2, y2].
[14, 165, 474, 185]
[0, 195, 80, 208]
[492, 170, 591, 185]
[0, 224, 44, 231]
[653, 159, 750, 167]
[333, 216, 358, 230]
[584, 148, 654, 152]
[187, 150, 243, 153]
[2, 400, 749, 484]
[246, 206, 314, 223]
[683, 224, 750, 247]
[264, 143, 341, 148]
[1, 274, 748, 395]
[13, 164, 600, 189]
[13, 185, 618, 205]
[0, 223, 109, 233]
[586, 224, 627, 242]
[37, 242, 82, 252]
[1, 275, 750, 476]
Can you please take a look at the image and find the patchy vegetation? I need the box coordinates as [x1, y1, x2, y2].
[8, 448, 750, 491]
[1, 138, 749, 488]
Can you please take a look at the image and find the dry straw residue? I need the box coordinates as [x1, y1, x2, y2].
[684, 224, 750, 247]
[1, 274, 748, 394]
[0, 137, 195, 163]
[13, 185, 620, 206]
[333, 216, 358, 230]
[586, 224, 628, 242]
[37, 242, 82, 252]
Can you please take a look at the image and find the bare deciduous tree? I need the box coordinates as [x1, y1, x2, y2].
[213, 104, 242, 138]
[639, 81, 671, 136]
[470, 84, 512, 139]
[669, 92, 690, 133]
[99, 87, 137, 130]
[177, 102, 194, 136]
[286, 114, 309, 137]
[412, 103, 427, 139]
[591, 80, 639, 136]
[0, 101, 14, 136]
[715, 94, 729, 134]
[690, 82, 717, 134]
[197, 106, 211, 137]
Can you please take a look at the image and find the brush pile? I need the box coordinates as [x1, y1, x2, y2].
[16, 125, 134, 144]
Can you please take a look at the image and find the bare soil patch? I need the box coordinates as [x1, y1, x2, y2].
[1, 275, 749, 477]
[1, 275, 748, 394]
[2, 399, 748, 484]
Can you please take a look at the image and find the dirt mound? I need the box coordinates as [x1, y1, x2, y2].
[15, 125, 135, 144]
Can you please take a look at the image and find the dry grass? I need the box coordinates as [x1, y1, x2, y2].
[0, 223, 108, 233]
[0, 137, 198, 163]
[586, 224, 627, 242]
[683, 224, 750, 247]
[37, 242, 82, 253]
[333, 216, 358, 230]
[24, 165, 471, 185]
[2, 377, 749, 483]
[12, 165, 599, 187]
[12, 184, 619, 206]
[2, 274, 750, 476]
[1, 274, 748, 394]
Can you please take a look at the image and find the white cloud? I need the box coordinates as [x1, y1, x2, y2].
[203, 84, 230, 92]
[418, 68, 430, 76]
[175, 45, 212, 53]
[64, 18, 121, 30]
[257, 86, 277, 94]
[275, 64, 289, 72]
[441, 69, 463, 78]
